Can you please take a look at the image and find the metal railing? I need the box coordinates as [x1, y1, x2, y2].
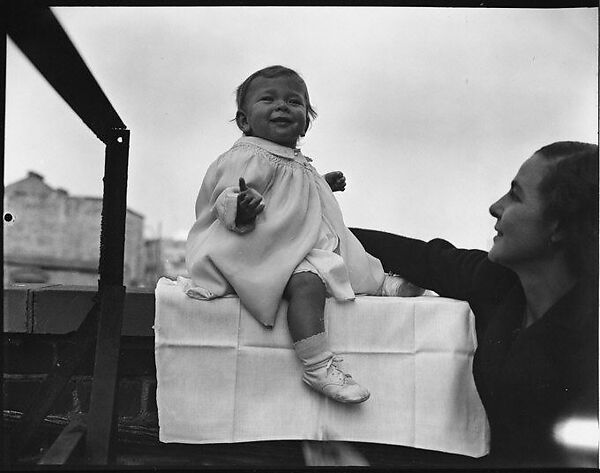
[3, 2, 130, 465]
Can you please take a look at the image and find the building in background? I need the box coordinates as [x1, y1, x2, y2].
[142, 238, 187, 287]
[4, 171, 145, 286]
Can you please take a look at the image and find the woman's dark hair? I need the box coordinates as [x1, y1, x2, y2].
[536, 141, 599, 278]
[234, 65, 317, 135]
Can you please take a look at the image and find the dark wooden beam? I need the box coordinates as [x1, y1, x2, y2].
[85, 128, 130, 464]
[1, 13, 8, 470]
[97, 129, 131, 287]
[37, 415, 87, 465]
[5, 2, 125, 144]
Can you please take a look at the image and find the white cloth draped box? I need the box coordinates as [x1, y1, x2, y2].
[154, 277, 490, 458]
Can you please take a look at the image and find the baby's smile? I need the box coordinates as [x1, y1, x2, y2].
[271, 116, 292, 123]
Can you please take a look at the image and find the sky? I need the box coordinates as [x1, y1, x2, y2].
[4, 6, 598, 250]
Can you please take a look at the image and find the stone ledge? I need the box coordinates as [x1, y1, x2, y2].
[3, 284, 155, 336]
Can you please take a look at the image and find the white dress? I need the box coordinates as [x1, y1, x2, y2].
[185, 135, 385, 327]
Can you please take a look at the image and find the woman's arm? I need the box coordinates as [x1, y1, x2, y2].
[351, 227, 516, 305]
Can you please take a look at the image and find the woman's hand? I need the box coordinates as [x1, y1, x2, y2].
[324, 171, 346, 192]
[236, 177, 265, 225]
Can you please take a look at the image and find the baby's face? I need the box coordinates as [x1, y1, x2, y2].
[237, 76, 308, 148]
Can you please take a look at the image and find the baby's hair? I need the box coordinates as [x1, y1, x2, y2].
[234, 65, 317, 134]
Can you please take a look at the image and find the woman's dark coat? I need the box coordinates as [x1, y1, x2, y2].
[352, 228, 598, 468]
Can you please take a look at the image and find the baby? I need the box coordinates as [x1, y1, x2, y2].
[185, 65, 422, 404]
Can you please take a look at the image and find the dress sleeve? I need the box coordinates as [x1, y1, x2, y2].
[212, 186, 255, 234]
[350, 228, 516, 306]
[195, 147, 274, 234]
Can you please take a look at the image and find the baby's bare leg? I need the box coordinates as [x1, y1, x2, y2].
[283, 272, 326, 342]
[284, 272, 370, 403]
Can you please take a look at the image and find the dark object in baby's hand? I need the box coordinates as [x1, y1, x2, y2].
[236, 177, 265, 225]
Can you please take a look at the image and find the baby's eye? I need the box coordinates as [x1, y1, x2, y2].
[288, 98, 304, 105]
[260, 96, 273, 102]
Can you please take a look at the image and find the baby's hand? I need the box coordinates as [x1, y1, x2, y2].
[236, 177, 265, 225]
[324, 171, 346, 192]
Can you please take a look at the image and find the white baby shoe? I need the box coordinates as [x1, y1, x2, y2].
[379, 273, 425, 297]
[302, 356, 370, 404]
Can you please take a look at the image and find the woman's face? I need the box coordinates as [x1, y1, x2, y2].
[488, 153, 559, 269]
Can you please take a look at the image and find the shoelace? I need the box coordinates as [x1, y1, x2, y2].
[325, 356, 353, 383]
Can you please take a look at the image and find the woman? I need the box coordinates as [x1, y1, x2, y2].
[352, 141, 598, 468]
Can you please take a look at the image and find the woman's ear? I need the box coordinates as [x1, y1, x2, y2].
[236, 110, 251, 134]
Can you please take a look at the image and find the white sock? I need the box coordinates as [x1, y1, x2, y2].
[293, 332, 333, 368]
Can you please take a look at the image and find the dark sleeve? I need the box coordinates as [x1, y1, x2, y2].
[351, 227, 516, 307]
